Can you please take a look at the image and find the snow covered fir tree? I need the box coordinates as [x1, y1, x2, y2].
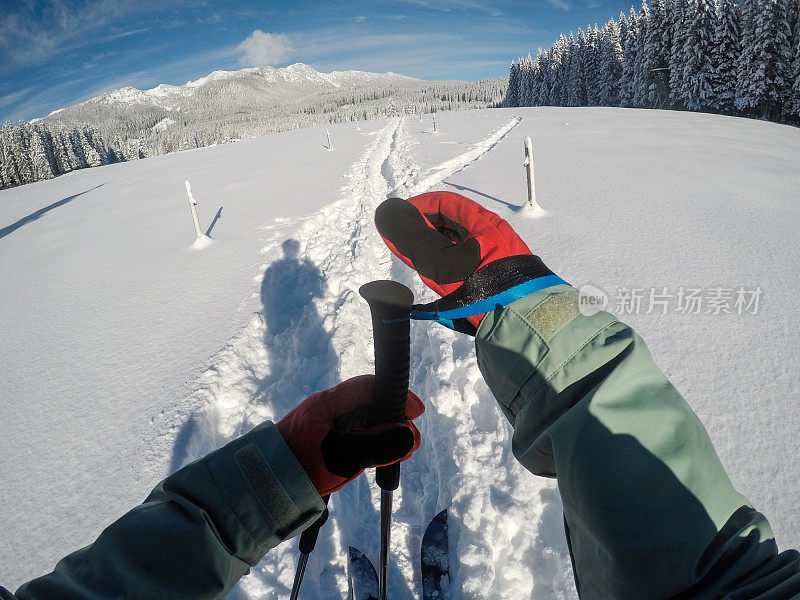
[0, 122, 117, 190]
[505, 0, 800, 123]
[0, 64, 506, 190]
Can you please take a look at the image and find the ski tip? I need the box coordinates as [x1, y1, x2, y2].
[348, 546, 379, 600]
[348, 545, 364, 561]
[423, 509, 448, 544]
[422, 509, 451, 599]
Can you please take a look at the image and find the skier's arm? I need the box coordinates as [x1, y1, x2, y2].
[376, 192, 800, 600]
[2, 376, 424, 600]
[475, 284, 800, 599]
[5, 422, 324, 600]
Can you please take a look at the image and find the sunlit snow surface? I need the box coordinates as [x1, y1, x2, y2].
[1, 108, 799, 599]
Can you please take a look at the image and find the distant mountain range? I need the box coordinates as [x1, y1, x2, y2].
[51, 63, 423, 115]
[44, 63, 507, 158]
[1, 64, 506, 190]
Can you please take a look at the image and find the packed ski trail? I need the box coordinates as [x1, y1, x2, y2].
[170, 116, 576, 600]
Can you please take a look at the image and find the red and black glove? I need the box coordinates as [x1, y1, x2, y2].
[375, 191, 567, 335]
[276, 375, 424, 496]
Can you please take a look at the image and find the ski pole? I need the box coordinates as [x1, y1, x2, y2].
[289, 494, 330, 600]
[359, 280, 414, 600]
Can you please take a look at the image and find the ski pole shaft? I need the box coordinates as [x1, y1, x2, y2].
[289, 495, 329, 600]
[359, 280, 414, 600]
[379, 488, 393, 599]
[288, 554, 309, 600]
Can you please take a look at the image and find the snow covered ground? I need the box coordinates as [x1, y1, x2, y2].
[1, 108, 798, 599]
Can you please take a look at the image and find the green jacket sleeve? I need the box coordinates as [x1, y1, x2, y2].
[4, 421, 325, 600]
[475, 284, 800, 600]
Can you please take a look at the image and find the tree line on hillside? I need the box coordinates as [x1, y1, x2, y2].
[1, 78, 506, 190]
[47, 80, 508, 157]
[0, 121, 119, 190]
[504, 0, 800, 123]
[127, 80, 508, 156]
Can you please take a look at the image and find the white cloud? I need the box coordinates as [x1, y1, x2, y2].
[236, 30, 293, 66]
[355, 15, 368, 22]
[545, 0, 571, 10]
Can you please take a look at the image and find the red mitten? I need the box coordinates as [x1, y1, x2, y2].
[375, 191, 567, 334]
[276, 375, 424, 496]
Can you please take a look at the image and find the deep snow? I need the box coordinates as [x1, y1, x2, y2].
[1, 108, 798, 599]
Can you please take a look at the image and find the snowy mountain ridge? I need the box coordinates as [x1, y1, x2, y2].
[53, 63, 423, 114]
[29, 64, 505, 173]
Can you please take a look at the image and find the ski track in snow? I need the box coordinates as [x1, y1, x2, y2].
[168, 116, 577, 600]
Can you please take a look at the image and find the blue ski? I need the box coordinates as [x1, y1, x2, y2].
[421, 509, 450, 600]
[347, 509, 449, 600]
[348, 546, 379, 600]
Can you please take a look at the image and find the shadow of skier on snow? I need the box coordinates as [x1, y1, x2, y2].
[258, 238, 339, 403]
[241, 238, 417, 600]
[223, 238, 347, 599]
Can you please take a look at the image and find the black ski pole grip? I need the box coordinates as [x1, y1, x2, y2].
[298, 495, 330, 554]
[359, 280, 414, 492]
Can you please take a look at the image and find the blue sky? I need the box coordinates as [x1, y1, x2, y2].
[0, 0, 633, 123]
